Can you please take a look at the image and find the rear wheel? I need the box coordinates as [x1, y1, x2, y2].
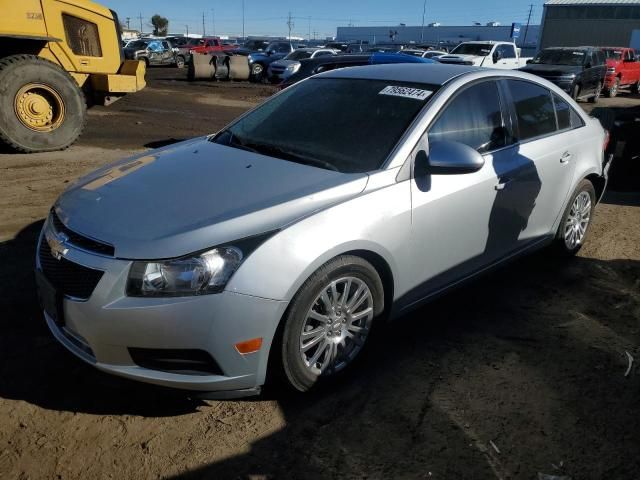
[175, 55, 185, 69]
[571, 84, 581, 101]
[278, 256, 384, 392]
[553, 179, 596, 256]
[588, 82, 602, 103]
[606, 78, 619, 98]
[0, 54, 86, 153]
[632, 80, 640, 94]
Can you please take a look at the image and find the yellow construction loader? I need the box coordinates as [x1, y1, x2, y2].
[0, 0, 146, 153]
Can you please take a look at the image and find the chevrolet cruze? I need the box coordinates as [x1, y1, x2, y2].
[36, 64, 610, 398]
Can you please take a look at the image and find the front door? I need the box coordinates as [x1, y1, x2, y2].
[404, 80, 520, 309]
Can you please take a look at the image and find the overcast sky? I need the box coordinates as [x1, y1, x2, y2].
[109, 0, 544, 38]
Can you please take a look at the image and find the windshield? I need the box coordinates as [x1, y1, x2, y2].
[212, 78, 438, 173]
[531, 49, 586, 66]
[602, 49, 623, 60]
[450, 43, 493, 56]
[127, 40, 148, 50]
[244, 40, 269, 50]
[286, 51, 313, 60]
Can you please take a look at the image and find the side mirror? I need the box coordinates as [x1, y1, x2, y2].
[415, 141, 485, 176]
[493, 51, 502, 63]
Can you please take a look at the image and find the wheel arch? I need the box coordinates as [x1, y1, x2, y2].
[586, 172, 606, 202]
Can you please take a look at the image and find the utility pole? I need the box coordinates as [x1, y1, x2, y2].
[308, 16, 311, 42]
[185, 24, 189, 36]
[126, 17, 130, 29]
[202, 12, 206, 36]
[242, 0, 245, 39]
[421, 0, 427, 42]
[523, 4, 534, 46]
[287, 12, 294, 42]
[138, 12, 143, 35]
[211, 9, 216, 37]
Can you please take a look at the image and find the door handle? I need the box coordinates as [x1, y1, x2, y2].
[560, 152, 572, 164]
[495, 178, 512, 190]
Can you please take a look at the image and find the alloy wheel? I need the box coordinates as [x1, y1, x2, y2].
[299, 276, 374, 376]
[564, 191, 592, 250]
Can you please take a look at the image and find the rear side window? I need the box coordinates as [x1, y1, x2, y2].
[553, 94, 585, 131]
[62, 14, 102, 57]
[428, 81, 506, 153]
[507, 80, 556, 141]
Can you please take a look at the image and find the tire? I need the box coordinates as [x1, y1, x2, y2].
[278, 255, 385, 393]
[175, 55, 185, 69]
[0, 55, 86, 153]
[605, 78, 619, 98]
[250, 63, 264, 82]
[553, 179, 596, 256]
[571, 84, 580, 101]
[588, 82, 602, 103]
[632, 80, 640, 94]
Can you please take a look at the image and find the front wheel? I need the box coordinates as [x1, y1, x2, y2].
[0, 54, 86, 153]
[250, 63, 264, 82]
[553, 179, 596, 255]
[278, 256, 384, 392]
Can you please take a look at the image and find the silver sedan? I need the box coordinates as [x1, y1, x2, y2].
[36, 64, 610, 398]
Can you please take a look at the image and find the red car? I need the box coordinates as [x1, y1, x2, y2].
[189, 37, 238, 55]
[602, 47, 640, 97]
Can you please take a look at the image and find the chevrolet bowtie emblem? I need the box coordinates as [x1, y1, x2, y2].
[45, 225, 69, 261]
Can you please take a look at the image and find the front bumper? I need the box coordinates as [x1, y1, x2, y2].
[36, 232, 288, 394]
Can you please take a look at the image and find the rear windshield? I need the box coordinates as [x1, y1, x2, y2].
[450, 43, 493, 56]
[531, 49, 586, 66]
[212, 78, 439, 173]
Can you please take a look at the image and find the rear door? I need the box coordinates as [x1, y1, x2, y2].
[502, 79, 579, 241]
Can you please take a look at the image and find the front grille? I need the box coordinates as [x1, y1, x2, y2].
[51, 210, 115, 256]
[128, 348, 224, 376]
[271, 66, 286, 73]
[38, 237, 104, 299]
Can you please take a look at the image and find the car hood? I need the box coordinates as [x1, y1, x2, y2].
[437, 54, 487, 65]
[55, 138, 369, 259]
[520, 64, 582, 76]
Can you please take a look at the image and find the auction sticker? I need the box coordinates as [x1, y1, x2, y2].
[379, 86, 432, 100]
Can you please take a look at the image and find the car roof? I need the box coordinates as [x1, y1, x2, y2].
[319, 63, 478, 86]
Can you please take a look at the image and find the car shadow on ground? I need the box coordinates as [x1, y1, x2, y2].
[0, 219, 639, 477]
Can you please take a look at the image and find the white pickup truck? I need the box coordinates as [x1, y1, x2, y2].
[437, 41, 532, 69]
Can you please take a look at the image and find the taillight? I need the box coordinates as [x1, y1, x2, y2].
[603, 130, 610, 152]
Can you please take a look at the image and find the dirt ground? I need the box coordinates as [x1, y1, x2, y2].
[0, 68, 639, 480]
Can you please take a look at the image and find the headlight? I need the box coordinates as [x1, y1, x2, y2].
[286, 63, 301, 74]
[127, 246, 243, 297]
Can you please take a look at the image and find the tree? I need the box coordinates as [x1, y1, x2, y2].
[151, 14, 169, 36]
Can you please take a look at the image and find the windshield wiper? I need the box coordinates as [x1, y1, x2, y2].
[242, 141, 340, 172]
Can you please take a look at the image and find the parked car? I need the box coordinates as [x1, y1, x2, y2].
[601, 47, 640, 97]
[401, 49, 448, 59]
[438, 41, 531, 69]
[124, 39, 183, 68]
[520, 47, 606, 102]
[243, 41, 295, 81]
[267, 48, 337, 83]
[189, 37, 239, 55]
[241, 39, 270, 52]
[36, 64, 610, 398]
[281, 52, 435, 88]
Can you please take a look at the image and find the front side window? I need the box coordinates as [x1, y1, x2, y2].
[62, 14, 102, 57]
[213, 78, 439, 173]
[428, 81, 506, 153]
[507, 80, 556, 141]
